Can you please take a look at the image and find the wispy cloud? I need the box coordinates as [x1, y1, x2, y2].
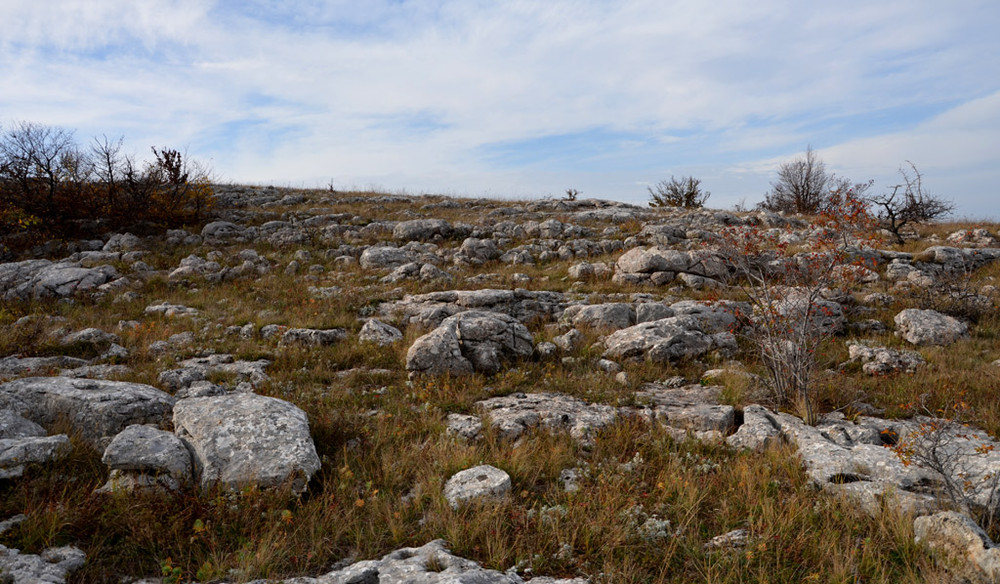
[1, 0, 997, 216]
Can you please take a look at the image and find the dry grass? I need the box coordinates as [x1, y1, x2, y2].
[0, 187, 995, 582]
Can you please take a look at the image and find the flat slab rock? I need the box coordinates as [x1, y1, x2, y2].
[473, 392, 619, 443]
[634, 383, 736, 437]
[733, 406, 1000, 517]
[0, 377, 176, 450]
[379, 288, 566, 329]
[172, 393, 320, 494]
[0, 543, 86, 584]
[444, 464, 512, 509]
[276, 539, 587, 584]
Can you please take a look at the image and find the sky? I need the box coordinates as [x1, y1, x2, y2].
[1, 0, 998, 218]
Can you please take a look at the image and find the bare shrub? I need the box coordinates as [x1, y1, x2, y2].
[647, 176, 710, 208]
[870, 162, 954, 244]
[893, 398, 1000, 531]
[0, 120, 213, 252]
[713, 193, 878, 423]
[759, 146, 871, 215]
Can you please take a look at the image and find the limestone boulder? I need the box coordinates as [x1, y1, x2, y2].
[173, 393, 320, 493]
[602, 316, 713, 363]
[895, 309, 969, 346]
[0, 377, 175, 449]
[100, 424, 193, 492]
[914, 511, 1000, 584]
[405, 310, 533, 376]
[443, 464, 511, 509]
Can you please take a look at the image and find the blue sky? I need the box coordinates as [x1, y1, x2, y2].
[2, 0, 998, 218]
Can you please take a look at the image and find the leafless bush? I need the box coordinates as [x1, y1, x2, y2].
[870, 162, 954, 244]
[759, 146, 871, 215]
[714, 194, 878, 423]
[647, 176, 710, 208]
[893, 399, 1000, 531]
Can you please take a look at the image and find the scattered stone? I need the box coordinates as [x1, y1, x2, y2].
[561, 303, 635, 331]
[553, 328, 583, 352]
[305, 540, 532, 584]
[636, 383, 735, 438]
[914, 511, 1000, 584]
[0, 377, 175, 449]
[173, 393, 320, 493]
[725, 405, 781, 451]
[144, 302, 200, 318]
[358, 319, 403, 346]
[0, 356, 90, 380]
[602, 316, 713, 363]
[406, 311, 533, 376]
[846, 341, 925, 375]
[475, 392, 618, 443]
[705, 528, 750, 550]
[100, 424, 193, 492]
[894, 308, 970, 346]
[0, 435, 71, 479]
[445, 413, 483, 440]
[0, 544, 86, 584]
[279, 327, 348, 347]
[443, 465, 512, 509]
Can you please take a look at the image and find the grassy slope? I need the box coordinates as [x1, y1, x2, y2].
[3, 188, 997, 582]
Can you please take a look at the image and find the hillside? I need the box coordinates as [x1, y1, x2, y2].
[2, 185, 1000, 583]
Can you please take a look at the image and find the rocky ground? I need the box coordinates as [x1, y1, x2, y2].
[1, 185, 1000, 582]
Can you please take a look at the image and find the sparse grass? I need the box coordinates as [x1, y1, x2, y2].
[0, 186, 995, 582]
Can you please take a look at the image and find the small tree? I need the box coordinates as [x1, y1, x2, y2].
[870, 162, 954, 245]
[714, 193, 878, 424]
[760, 146, 831, 214]
[647, 176, 710, 208]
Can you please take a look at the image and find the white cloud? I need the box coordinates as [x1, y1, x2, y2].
[1, 0, 998, 216]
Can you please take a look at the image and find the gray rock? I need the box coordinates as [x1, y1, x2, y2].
[635, 302, 674, 323]
[381, 262, 452, 284]
[157, 368, 207, 393]
[456, 237, 501, 265]
[443, 465, 511, 509]
[552, 329, 583, 352]
[846, 342, 925, 375]
[602, 316, 713, 363]
[636, 383, 735, 436]
[310, 540, 526, 584]
[726, 405, 782, 451]
[476, 392, 618, 443]
[0, 544, 86, 584]
[0, 435, 70, 479]
[1, 261, 118, 301]
[173, 393, 320, 493]
[176, 354, 271, 387]
[561, 303, 635, 331]
[201, 221, 245, 242]
[359, 246, 421, 270]
[101, 424, 193, 491]
[914, 511, 1000, 584]
[379, 288, 565, 329]
[0, 356, 91, 381]
[358, 319, 403, 346]
[393, 218, 452, 241]
[60, 327, 120, 349]
[0, 409, 46, 439]
[764, 289, 845, 336]
[0, 377, 176, 449]
[406, 311, 533, 376]
[445, 413, 483, 440]
[895, 309, 969, 346]
[669, 300, 743, 334]
[279, 328, 348, 347]
[144, 302, 200, 318]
